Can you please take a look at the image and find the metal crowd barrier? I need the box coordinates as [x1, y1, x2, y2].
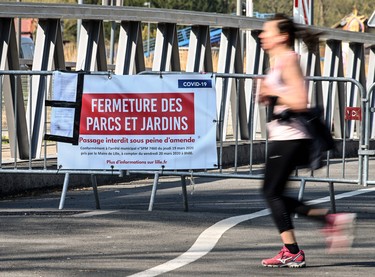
[130, 73, 368, 212]
[363, 82, 375, 186]
[0, 70, 371, 211]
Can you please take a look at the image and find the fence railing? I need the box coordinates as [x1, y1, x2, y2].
[129, 72, 369, 211]
[1, 3, 375, 160]
[1, 70, 373, 211]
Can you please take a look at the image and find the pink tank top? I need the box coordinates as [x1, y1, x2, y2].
[264, 52, 310, 141]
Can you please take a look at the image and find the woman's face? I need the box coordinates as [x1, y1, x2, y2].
[259, 20, 285, 51]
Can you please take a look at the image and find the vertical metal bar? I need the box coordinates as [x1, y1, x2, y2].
[77, 0, 83, 45]
[14, 74, 18, 168]
[43, 75, 48, 169]
[360, 94, 366, 186]
[59, 172, 70, 210]
[248, 76, 255, 174]
[148, 172, 159, 211]
[324, 154, 329, 177]
[342, 124, 346, 179]
[265, 126, 269, 167]
[309, 0, 314, 25]
[91, 174, 101, 209]
[218, 77, 226, 173]
[295, 178, 306, 219]
[342, 82, 347, 178]
[234, 77, 239, 172]
[328, 181, 336, 214]
[297, 178, 306, 202]
[325, 81, 334, 178]
[180, 175, 189, 212]
[110, 21, 116, 65]
[362, 83, 370, 186]
[0, 74, 3, 167]
[147, 21, 150, 55]
[309, 80, 317, 178]
[28, 74, 32, 169]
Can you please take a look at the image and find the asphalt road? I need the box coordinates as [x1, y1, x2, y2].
[0, 161, 375, 276]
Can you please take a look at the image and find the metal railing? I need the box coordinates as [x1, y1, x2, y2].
[362, 82, 375, 186]
[129, 72, 369, 211]
[1, 3, 375, 161]
[1, 70, 372, 211]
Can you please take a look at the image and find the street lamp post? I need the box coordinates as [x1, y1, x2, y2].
[246, 0, 253, 17]
[144, 2, 151, 56]
[77, 0, 83, 46]
[236, 0, 241, 16]
[17, 0, 22, 57]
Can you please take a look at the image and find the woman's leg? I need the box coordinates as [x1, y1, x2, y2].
[261, 140, 309, 267]
[262, 140, 356, 265]
[263, 139, 329, 235]
[262, 140, 305, 235]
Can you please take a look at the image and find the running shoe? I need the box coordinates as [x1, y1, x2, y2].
[323, 213, 356, 254]
[261, 246, 306, 268]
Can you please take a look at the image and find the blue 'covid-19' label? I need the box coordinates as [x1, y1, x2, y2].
[178, 79, 212, 88]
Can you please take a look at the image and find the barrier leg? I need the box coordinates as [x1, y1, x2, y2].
[328, 181, 336, 214]
[295, 179, 306, 218]
[297, 179, 306, 202]
[59, 173, 70, 210]
[181, 176, 189, 212]
[148, 172, 159, 211]
[91, 174, 101, 209]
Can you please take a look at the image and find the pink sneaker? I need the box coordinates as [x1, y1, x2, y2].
[323, 213, 356, 254]
[262, 246, 306, 268]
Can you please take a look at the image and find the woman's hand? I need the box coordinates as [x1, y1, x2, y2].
[258, 81, 278, 105]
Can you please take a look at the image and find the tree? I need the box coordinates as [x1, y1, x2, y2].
[12, 0, 375, 41]
[148, 0, 232, 13]
[253, 0, 292, 16]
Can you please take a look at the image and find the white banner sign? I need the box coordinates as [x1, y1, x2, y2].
[58, 74, 218, 170]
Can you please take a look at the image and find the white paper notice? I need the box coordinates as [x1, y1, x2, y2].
[52, 71, 78, 102]
[50, 107, 75, 138]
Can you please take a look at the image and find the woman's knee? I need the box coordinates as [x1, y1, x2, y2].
[262, 184, 280, 200]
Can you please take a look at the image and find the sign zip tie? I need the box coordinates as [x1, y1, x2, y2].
[189, 170, 195, 195]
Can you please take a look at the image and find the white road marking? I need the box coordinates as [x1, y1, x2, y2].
[128, 187, 375, 277]
[72, 210, 118, 217]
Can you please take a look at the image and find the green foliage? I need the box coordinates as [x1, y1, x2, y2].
[62, 20, 78, 43]
[15, 0, 375, 28]
[11, 0, 375, 44]
[128, 0, 233, 13]
[253, 0, 292, 16]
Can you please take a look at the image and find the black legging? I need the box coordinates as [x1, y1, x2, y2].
[262, 139, 316, 233]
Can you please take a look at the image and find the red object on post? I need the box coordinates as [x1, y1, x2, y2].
[345, 107, 361, 121]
